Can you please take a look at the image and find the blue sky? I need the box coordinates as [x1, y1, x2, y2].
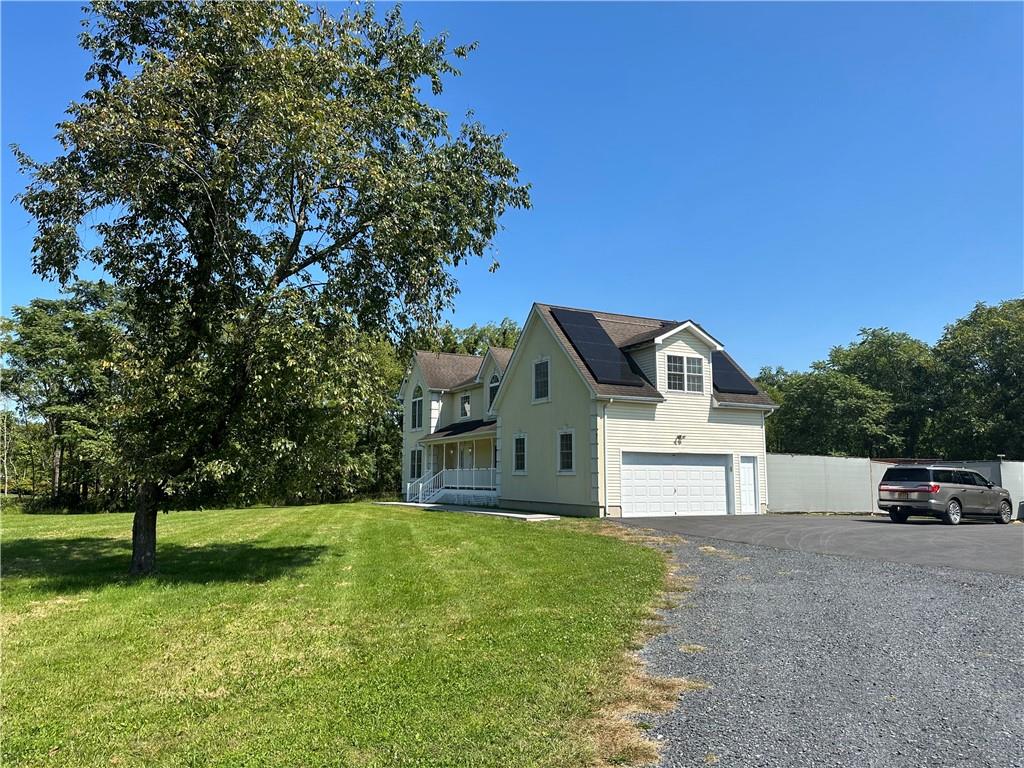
[3, 2, 1021, 373]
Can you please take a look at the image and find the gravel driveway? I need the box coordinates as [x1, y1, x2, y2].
[638, 533, 1024, 768]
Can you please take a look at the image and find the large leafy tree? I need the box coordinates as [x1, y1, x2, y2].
[14, 1, 529, 573]
[825, 328, 936, 456]
[759, 369, 901, 457]
[926, 299, 1024, 459]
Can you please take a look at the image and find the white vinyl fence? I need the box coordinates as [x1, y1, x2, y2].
[767, 453, 1024, 519]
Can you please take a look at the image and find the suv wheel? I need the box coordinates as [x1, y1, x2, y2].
[888, 509, 909, 523]
[943, 499, 962, 526]
[995, 500, 1013, 524]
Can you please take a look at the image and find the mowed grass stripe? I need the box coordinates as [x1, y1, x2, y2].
[2, 503, 664, 768]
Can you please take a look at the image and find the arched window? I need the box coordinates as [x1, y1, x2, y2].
[488, 374, 500, 409]
[411, 385, 423, 430]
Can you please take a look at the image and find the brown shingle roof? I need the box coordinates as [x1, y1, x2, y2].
[535, 303, 775, 407]
[413, 347, 517, 391]
[412, 307, 774, 409]
[489, 347, 514, 372]
[413, 351, 483, 391]
[535, 304, 665, 400]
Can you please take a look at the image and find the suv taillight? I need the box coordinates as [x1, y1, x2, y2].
[925, 483, 940, 494]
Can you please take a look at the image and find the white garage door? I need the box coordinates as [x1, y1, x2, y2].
[621, 453, 730, 517]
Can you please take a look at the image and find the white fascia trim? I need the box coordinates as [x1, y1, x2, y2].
[490, 306, 599, 411]
[396, 359, 419, 402]
[472, 352, 490, 384]
[474, 347, 505, 384]
[712, 397, 776, 412]
[535, 306, 600, 398]
[652, 322, 724, 351]
[593, 394, 664, 403]
[489, 309, 538, 411]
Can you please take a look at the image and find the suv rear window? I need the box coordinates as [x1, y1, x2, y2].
[881, 467, 931, 482]
[932, 469, 956, 483]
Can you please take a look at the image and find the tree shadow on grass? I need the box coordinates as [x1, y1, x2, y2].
[2, 537, 329, 593]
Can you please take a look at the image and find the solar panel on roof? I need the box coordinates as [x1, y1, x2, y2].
[551, 308, 646, 387]
[711, 351, 759, 395]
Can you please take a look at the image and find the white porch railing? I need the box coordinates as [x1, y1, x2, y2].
[441, 467, 496, 491]
[406, 467, 496, 502]
[406, 469, 445, 503]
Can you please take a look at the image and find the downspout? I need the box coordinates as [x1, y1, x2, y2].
[603, 399, 612, 518]
[761, 410, 770, 515]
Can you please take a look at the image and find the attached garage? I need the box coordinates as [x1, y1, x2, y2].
[621, 452, 731, 517]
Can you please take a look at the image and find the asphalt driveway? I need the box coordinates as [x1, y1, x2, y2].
[618, 514, 1024, 576]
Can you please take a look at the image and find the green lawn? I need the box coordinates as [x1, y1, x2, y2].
[1, 503, 665, 768]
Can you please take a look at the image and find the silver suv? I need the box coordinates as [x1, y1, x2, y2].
[878, 465, 1014, 525]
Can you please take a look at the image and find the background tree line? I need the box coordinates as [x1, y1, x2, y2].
[0, 283, 521, 511]
[757, 298, 1023, 460]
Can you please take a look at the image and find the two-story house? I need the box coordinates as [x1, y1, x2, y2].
[400, 303, 776, 517]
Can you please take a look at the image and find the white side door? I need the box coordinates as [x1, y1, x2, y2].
[739, 456, 758, 515]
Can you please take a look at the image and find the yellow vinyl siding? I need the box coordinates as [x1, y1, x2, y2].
[497, 313, 595, 510]
[479, 358, 502, 416]
[603, 329, 768, 513]
[400, 366, 430, 487]
[439, 384, 485, 427]
[631, 344, 657, 386]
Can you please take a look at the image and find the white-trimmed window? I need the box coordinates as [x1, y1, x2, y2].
[532, 358, 550, 402]
[459, 393, 471, 419]
[488, 374, 500, 409]
[556, 429, 575, 474]
[410, 385, 423, 429]
[410, 448, 423, 479]
[667, 356, 686, 391]
[513, 433, 527, 474]
[686, 356, 704, 393]
[667, 355, 704, 393]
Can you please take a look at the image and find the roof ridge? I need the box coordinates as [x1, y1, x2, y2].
[537, 302, 679, 327]
[414, 349, 484, 359]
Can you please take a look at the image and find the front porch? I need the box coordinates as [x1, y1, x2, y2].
[406, 422, 498, 504]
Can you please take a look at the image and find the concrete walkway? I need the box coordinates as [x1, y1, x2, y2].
[375, 501, 559, 522]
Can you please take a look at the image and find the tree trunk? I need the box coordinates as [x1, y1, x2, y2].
[52, 441, 63, 500]
[129, 481, 159, 575]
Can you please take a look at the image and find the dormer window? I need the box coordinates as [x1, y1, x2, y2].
[667, 355, 704, 393]
[667, 356, 686, 391]
[410, 385, 423, 430]
[686, 357, 704, 393]
[488, 373, 500, 409]
[460, 393, 471, 419]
